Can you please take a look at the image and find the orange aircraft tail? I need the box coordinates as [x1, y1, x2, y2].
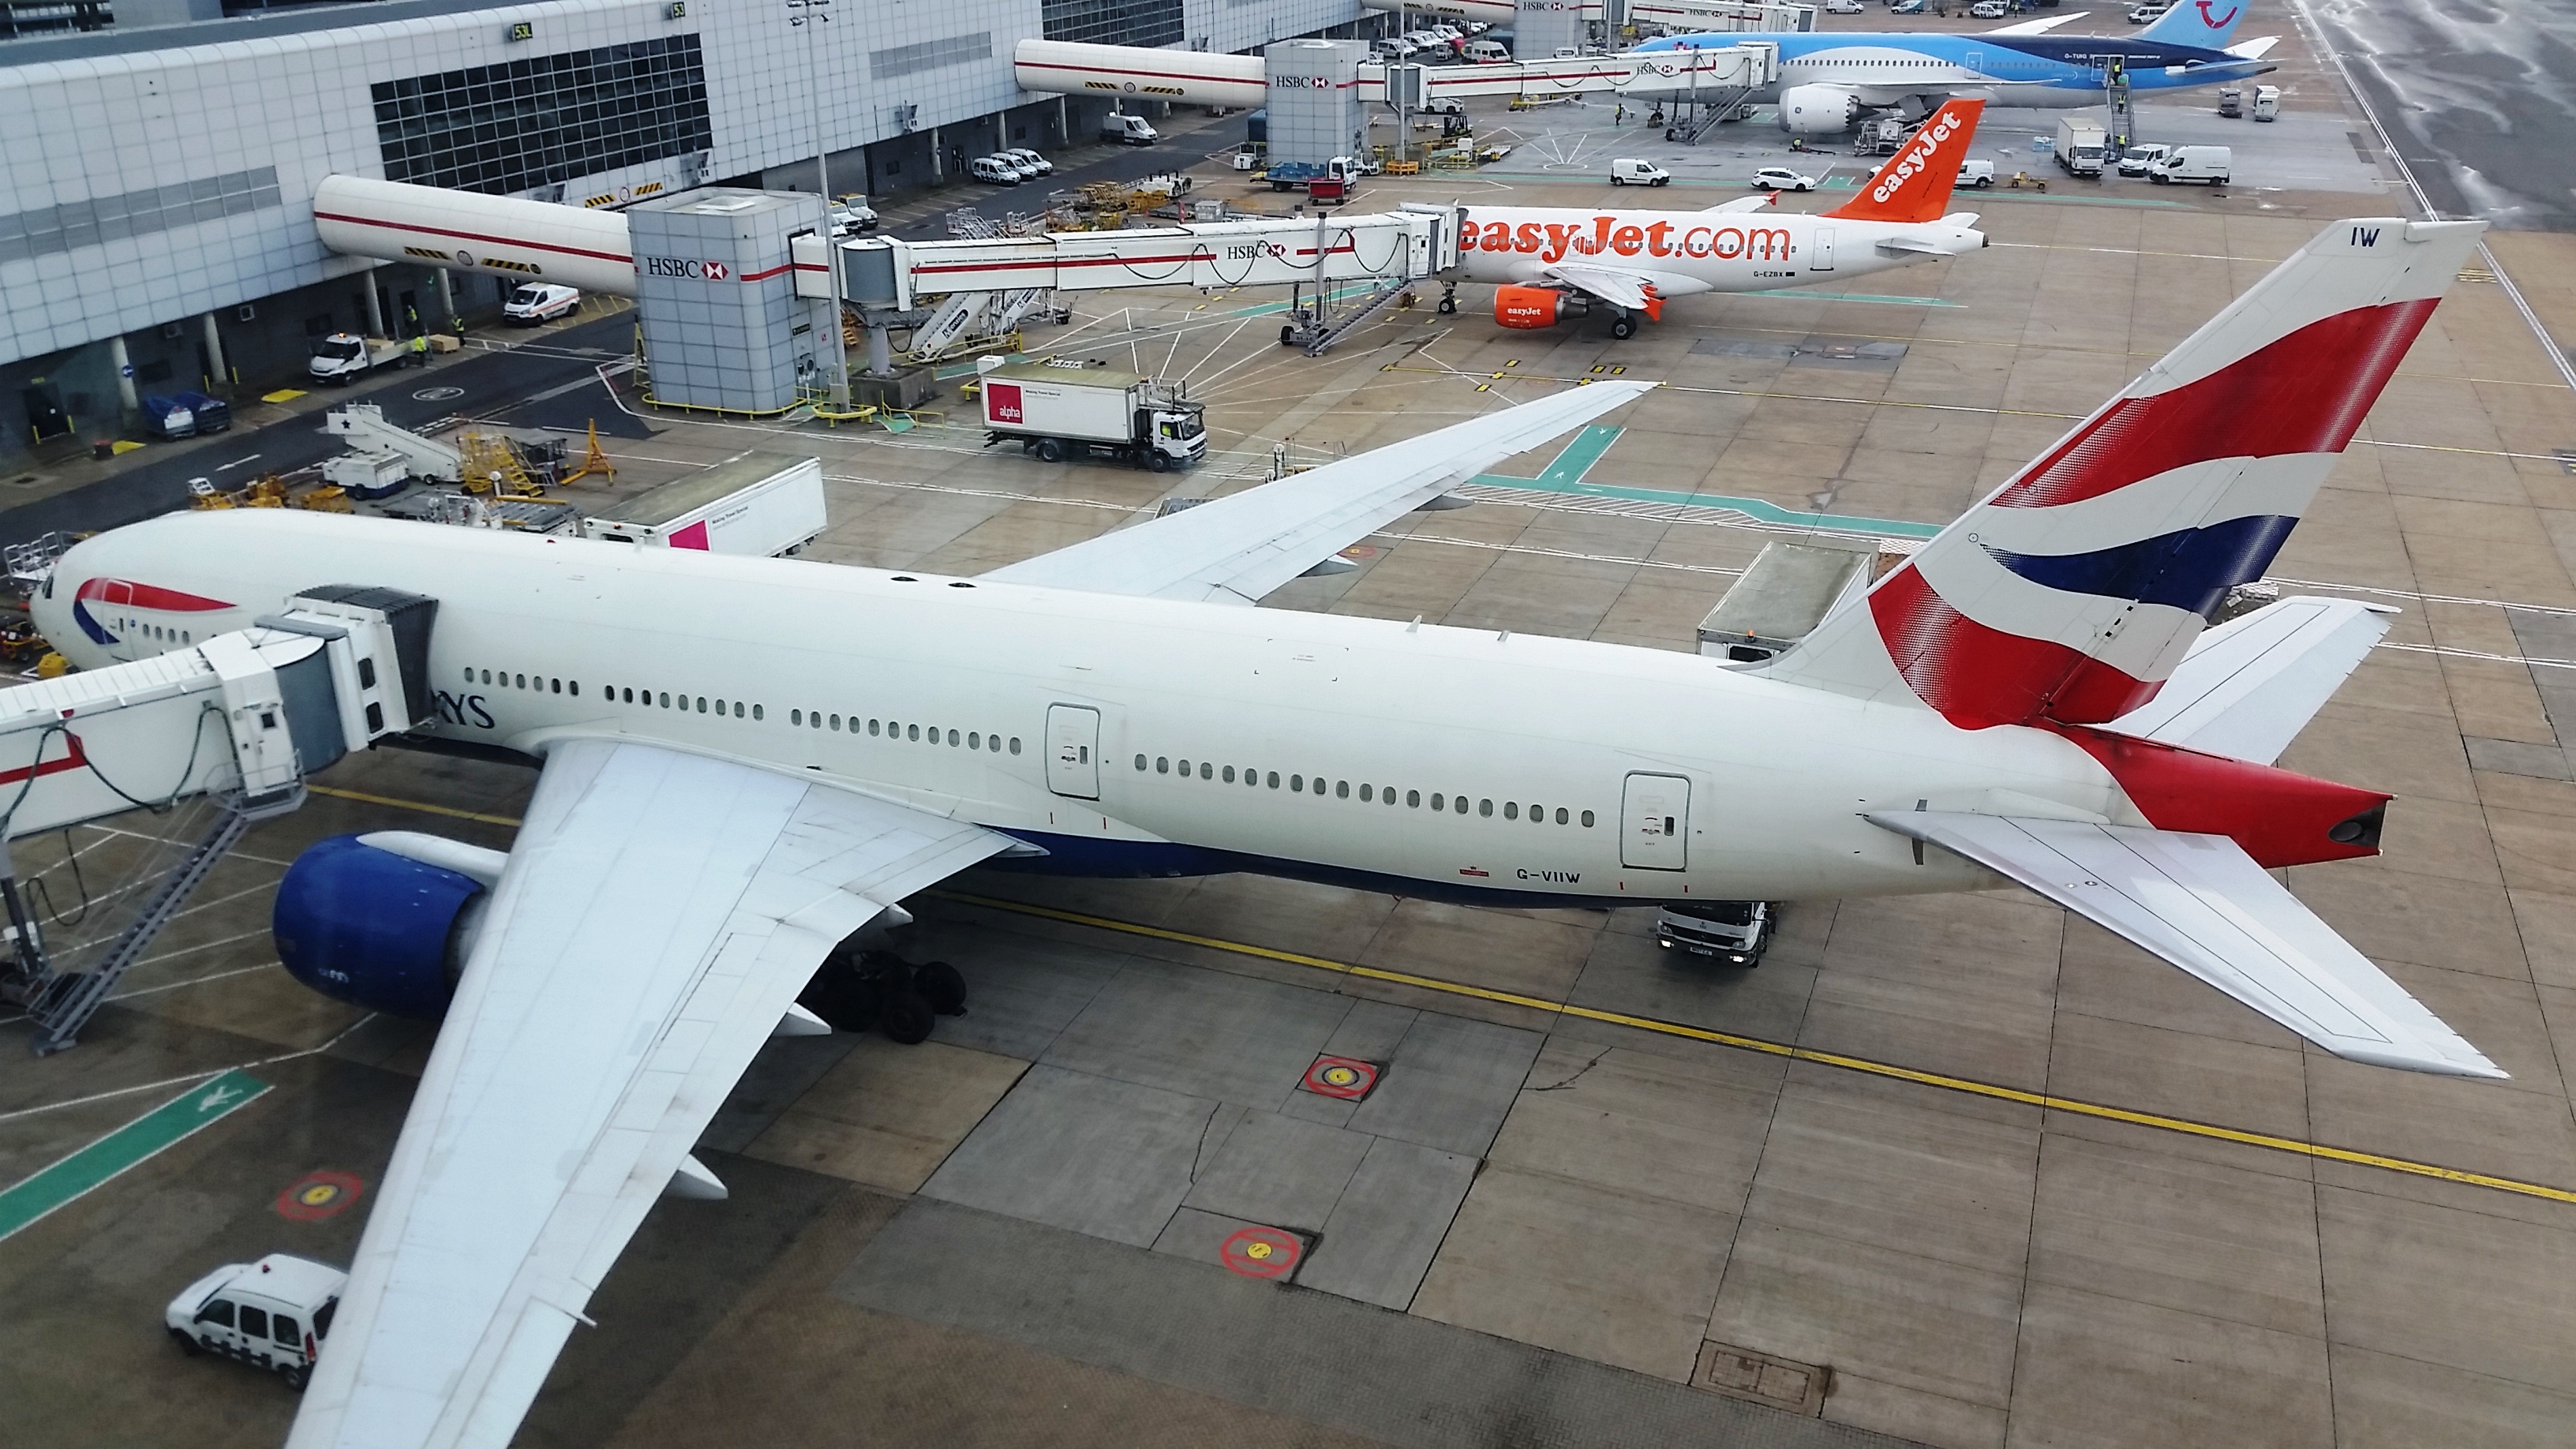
[1823, 99, 1985, 225]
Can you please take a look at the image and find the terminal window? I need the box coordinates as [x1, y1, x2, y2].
[1041, 0, 1181, 48]
[371, 35, 713, 197]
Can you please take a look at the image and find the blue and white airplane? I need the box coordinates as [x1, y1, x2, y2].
[1637, 2, 2279, 133]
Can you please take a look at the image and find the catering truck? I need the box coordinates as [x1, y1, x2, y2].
[581, 450, 826, 556]
[979, 360, 1207, 471]
[2054, 117, 2109, 178]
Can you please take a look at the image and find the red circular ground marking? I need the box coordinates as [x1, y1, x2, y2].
[275, 1170, 365, 1222]
[1219, 1226, 1302, 1280]
[1303, 1054, 1379, 1100]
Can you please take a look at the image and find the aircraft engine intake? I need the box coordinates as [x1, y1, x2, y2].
[1494, 285, 1563, 329]
[1779, 84, 1864, 134]
[274, 833, 492, 1017]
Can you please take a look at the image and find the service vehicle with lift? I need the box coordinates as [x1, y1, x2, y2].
[979, 360, 1205, 471]
[2054, 116, 2110, 176]
[165, 1253, 345, 1391]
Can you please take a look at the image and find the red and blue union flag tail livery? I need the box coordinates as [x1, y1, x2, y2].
[1761, 217, 2488, 732]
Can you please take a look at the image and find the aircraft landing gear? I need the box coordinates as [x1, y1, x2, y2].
[1610, 310, 1638, 340]
[797, 949, 968, 1045]
[1436, 283, 1458, 316]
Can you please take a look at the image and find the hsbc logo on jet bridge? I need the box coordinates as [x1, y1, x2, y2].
[1270, 75, 1336, 88]
[1870, 111, 1964, 204]
[642, 256, 732, 281]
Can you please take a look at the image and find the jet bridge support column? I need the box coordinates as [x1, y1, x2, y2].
[0, 587, 436, 1054]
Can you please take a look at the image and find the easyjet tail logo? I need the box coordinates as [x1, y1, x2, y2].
[1460, 215, 1789, 264]
[1870, 109, 1964, 205]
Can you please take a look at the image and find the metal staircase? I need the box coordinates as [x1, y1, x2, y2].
[21, 784, 305, 1054]
[1676, 84, 1758, 144]
[1282, 277, 1416, 357]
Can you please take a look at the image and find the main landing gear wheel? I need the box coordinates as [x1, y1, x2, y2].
[1436, 286, 1458, 315]
[916, 960, 968, 1015]
[1610, 313, 1637, 340]
[878, 991, 934, 1045]
[796, 948, 968, 1045]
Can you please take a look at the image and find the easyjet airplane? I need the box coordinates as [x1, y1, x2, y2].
[1452, 99, 1988, 338]
[32, 214, 2494, 1449]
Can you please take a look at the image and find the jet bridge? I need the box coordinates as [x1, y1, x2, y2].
[0, 587, 434, 1053]
[793, 208, 1458, 315]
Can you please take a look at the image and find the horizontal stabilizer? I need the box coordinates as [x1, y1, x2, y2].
[2106, 596, 2394, 765]
[2228, 36, 2281, 61]
[1867, 811, 2505, 1080]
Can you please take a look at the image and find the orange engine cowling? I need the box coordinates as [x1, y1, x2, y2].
[1494, 285, 1561, 330]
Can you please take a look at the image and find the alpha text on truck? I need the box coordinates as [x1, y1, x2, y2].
[979, 359, 1206, 472]
[581, 450, 827, 556]
[2054, 117, 2109, 178]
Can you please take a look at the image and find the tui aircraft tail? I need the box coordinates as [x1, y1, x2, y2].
[1821, 99, 1985, 226]
[2141, 0, 2250, 48]
[1757, 217, 2486, 731]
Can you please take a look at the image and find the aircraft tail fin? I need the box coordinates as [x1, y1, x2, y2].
[1753, 217, 2483, 730]
[1822, 99, 1984, 225]
[2142, 0, 2249, 47]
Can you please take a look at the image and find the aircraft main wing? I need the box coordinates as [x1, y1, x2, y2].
[979, 382, 1655, 604]
[287, 739, 1018, 1449]
[1866, 811, 2505, 1080]
[1986, 10, 2086, 33]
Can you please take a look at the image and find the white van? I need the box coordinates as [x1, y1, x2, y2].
[503, 283, 580, 324]
[1609, 158, 1670, 186]
[1956, 159, 1995, 188]
[2117, 142, 2172, 177]
[1463, 39, 1510, 63]
[2150, 145, 2232, 185]
[166, 1253, 345, 1391]
[2252, 84, 2281, 121]
[1101, 113, 1158, 146]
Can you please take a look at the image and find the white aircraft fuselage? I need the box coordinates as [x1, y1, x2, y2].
[1454, 204, 1985, 295]
[39, 511, 2133, 908]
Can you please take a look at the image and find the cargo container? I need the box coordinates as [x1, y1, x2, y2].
[582, 451, 826, 556]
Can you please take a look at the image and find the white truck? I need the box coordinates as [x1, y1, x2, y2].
[582, 451, 827, 556]
[979, 360, 1206, 472]
[1655, 900, 1774, 965]
[2054, 117, 2110, 178]
[307, 333, 416, 384]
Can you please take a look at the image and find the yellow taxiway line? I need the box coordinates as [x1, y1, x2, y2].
[313, 787, 2576, 1208]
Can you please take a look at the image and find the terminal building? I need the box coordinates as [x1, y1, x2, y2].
[0, 0, 1385, 463]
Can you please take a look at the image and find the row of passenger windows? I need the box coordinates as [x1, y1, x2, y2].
[463, 668, 1028, 751]
[788, 707, 1022, 754]
[1135, 753, 1595, 827]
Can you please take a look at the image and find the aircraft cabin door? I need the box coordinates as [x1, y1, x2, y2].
[1810, 227, 1835, 272]
[1620, 772, 1690, 871]
[1046, 704, 1101, 799]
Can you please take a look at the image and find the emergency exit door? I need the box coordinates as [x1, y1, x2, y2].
[1621, 772, 1690, 871]
[1810, 227, 1835, 271]
[1046, 704, 1100, 799]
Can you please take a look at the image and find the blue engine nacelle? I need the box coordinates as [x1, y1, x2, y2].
[275, 834, 487, 1018]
